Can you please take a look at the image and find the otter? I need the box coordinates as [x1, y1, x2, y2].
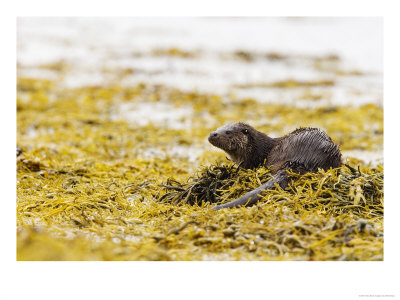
[208, 122, 342, 209]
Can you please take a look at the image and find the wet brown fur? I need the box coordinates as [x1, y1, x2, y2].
[208, 122, 342, 209]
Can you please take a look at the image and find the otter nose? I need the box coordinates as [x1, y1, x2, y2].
[209, 132, 218, 139]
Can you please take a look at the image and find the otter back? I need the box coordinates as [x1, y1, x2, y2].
[267, 127, 342, 174]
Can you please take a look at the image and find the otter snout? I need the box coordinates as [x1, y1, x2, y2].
[209, 131, 218, 138]
[208, 126, 236, 149]
[208, 130, 232, 140]
[208, 131, 219, 144]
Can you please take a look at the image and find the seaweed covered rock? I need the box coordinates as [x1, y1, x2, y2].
[159, 164, 272, 205]
[159, 163, 383, 218]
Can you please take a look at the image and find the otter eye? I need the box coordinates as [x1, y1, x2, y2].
[225, 130, 232, 135]
[242, 129, 249, 134]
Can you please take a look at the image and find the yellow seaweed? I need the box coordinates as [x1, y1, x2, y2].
[17, 76, 383, 261]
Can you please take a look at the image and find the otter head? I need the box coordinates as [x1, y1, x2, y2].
[208, 122, 254, 166]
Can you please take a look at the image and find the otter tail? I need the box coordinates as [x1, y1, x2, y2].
[212, 169, 290, 210]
